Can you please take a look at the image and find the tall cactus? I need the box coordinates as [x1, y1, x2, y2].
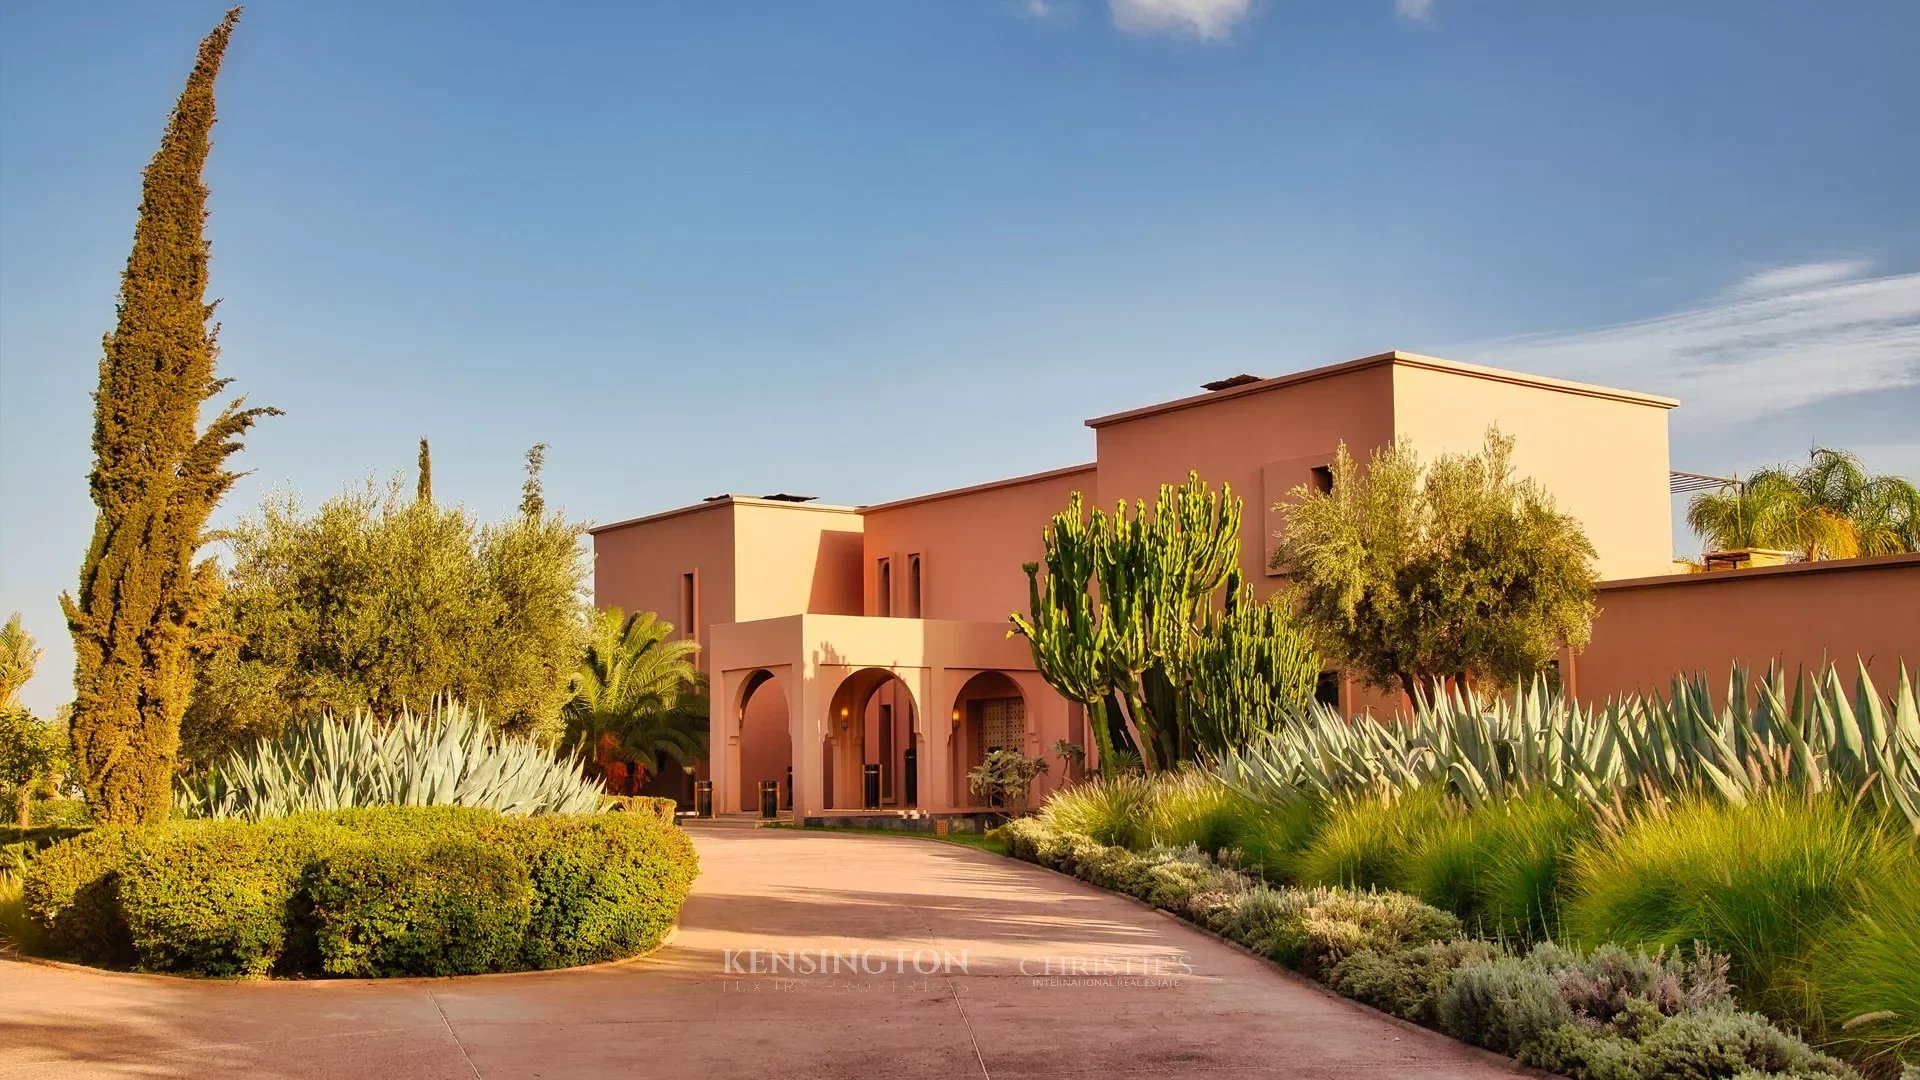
[1013, 492, 1116, 771]
[1012, 473, 1315, 772]
[1185, 577, 1321, 755]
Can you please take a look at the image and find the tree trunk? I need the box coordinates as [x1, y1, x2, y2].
[1115, 688, 1157, 773]
[1086, 698, 1116, 778]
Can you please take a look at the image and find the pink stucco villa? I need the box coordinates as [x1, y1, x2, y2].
[592, 350, 1919, 823]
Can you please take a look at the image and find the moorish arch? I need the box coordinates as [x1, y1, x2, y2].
[734, 667, 792, 812]
[823, 666, 921, 810]
[948, 670, 1030, 807]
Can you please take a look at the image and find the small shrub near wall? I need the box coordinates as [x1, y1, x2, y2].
[20, 807, 697, 978]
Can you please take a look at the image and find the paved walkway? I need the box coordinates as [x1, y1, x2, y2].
[1, 824, 1527, 1079]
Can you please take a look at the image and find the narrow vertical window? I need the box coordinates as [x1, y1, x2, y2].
[679, 571, 697, 640]
[906, 554, 922, 618]
[876, 558, 892, 617]
[1310, 465, 1334, 494]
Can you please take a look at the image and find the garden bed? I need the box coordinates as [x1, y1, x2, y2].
[16, 805, 698, 979]
[1004, 815, 1867, 1080]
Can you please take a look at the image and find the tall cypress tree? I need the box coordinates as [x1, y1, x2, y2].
[416, 438, 433, 503]
[62, 8, 276, 824]
[520, 442, 548, 518]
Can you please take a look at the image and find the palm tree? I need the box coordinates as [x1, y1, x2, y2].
[564, 608, 707, 794]
[1688, 448, 1920, 561]
[0, 612, 42, 711]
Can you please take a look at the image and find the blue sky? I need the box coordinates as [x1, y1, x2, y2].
[3, 1, 1917, 714]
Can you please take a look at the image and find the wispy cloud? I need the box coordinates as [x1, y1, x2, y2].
[1394, 0, 1434, 22]
[1109, 0, 1252, 41]
[1018, 0, 1066, 20]
[1475, 260, 1920, 424]
[1720, 258, 1873, 299]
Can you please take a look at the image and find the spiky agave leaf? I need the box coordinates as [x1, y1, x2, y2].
[176, 698, 602, 820]
[1214, 661, 1919, 833]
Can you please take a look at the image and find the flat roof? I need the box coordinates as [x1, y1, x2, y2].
[589, 494, 859, 536]
[1084, 350, 1680, 430]
[1599, 551, 1920, 592]
[859, 462, 1098, 515]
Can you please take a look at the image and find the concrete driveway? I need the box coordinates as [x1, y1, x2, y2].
[1, 822, 1527, 1079]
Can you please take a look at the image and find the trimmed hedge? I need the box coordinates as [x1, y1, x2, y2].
[308, 834, 533, 977]
[20, 825, 139, 964]
[1004, 817, 1856, 1080]
[118, 818, 349, 977]
[20, 806, 696, 978]
[503, 813, 698, 970]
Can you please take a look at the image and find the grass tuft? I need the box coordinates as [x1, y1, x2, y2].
[1564, 793, 1905, 1019]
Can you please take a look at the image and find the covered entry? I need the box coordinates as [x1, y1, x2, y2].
[708, 613, 1067, 818]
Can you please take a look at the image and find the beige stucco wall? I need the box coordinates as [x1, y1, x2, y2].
[591, 502, 735, 662]
[859, 465, 1096, 624]
[1388, 358, 1676, 581]
[731, 501, 864, 621]
[1090, 361, 1397, 596]
[1571, 553, 1920, 702]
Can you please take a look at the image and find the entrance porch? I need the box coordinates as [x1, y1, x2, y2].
[709, 614, 1076, 819]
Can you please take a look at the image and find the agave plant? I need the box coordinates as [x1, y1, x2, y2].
[1215, 661, 1920, 833]
[177, 699, 604, 820]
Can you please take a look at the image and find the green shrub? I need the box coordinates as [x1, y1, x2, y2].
[1, 823, 90, 875]
[1295, 787, 1449, 891]
[1330, 938, 1502, 1025]
[1252, 885, 1460, 978]
[602, 795, 677, 823]
[1526, 999, 1856, 1080]
[1008, 811, 1858, 1080]
[1400, 810, 1482, 917]
[1566, 795, 1903, 1015]
[1209, 793, 1323, 884]
[1440, 941, 1848, 1080]
[1477, 793, 1592, 939]
[19, 806, 698, 977]
[308, 835, 532, 977]
[117, 818, 351, 977]
[1546, 941, 1733, 1020]
[1035, 775, 1159, 849]
[1402, 792, 1591, 939]
[498, 812, 698, 970]
[1437, 949, 1574, 1057]
[29, 797, 91, 829]
[0, 866, 44, 953]
[20, 825, 138, 963]
[1805, 857, 1920, 1076]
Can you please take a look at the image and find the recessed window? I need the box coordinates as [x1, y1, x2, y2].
[876, 558, 892, 617]
[1310, 465, 1334, 494]
[906, 554, 922, 618]
[679, 571, 697, 640]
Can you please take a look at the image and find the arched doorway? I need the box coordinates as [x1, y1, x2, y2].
[824, 668, 919, 811]
[950, 671, 1029, 808]
[736, 669, 792, 812]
